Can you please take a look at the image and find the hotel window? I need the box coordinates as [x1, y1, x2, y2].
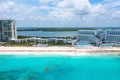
[0, 34, 2, 39]
[8, 32, 12, 37]
[4, 32, 8, 36]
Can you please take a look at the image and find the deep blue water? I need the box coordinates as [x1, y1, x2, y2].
[17, 31, 78, 37]
[0, 55, 120, 80]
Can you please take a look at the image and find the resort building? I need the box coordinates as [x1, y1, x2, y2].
[78, 29, 120, 46]
[0, 20, 17, 42]
[78, 30, 96, 42]
[78, 29, 104, 45]
[105, 30, 120, 43]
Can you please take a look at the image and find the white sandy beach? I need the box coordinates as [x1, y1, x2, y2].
[0, 46, 120, 56]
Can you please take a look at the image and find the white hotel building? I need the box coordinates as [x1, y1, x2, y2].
[78, 29, 120, 46]
[78, 30, 96, 42]
[0, 20, 17, 42]
[105, 30, 120, 43]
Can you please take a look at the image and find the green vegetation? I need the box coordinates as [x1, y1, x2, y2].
[18, 36, 76, 39]
[47, 42, 71, 46]
[4, 41, 72, 47]
[18, 36, 31, 39]
[5, 42, 34, 46]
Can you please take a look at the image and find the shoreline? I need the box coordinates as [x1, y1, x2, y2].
[0, 46, 120, 56]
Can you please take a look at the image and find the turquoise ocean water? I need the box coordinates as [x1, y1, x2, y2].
[0, 54, 120, 80]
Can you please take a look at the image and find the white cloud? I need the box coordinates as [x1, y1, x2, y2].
[39, 0, 53, 3]
[0, 0, 15, 12]
[57, 0, 91, 14]
[46, 0, 92, 22]
[91, 4, 106, 15]
[112, 10, 120, 19]
[0, 0, 120, 27]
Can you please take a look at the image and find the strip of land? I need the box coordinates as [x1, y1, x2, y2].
[0, 47, 120, 56]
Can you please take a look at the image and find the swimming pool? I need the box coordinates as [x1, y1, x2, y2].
[0, 54, 120, 80]
[75, 42, 91, 47]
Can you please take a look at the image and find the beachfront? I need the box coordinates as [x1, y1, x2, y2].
[0, 46, 120, 56]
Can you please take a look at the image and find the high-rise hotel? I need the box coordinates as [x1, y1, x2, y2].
[0, 20, 17, 42]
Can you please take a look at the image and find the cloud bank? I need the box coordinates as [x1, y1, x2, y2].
[0, 0, 120, 27]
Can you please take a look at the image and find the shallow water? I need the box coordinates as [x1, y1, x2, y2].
[0, 55, 120, 80]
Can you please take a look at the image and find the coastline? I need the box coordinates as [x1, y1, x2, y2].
[0, 46, 120, 56]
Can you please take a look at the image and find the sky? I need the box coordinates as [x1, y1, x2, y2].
[0, 0, 120, 27]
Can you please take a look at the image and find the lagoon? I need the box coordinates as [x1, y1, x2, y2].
[17, 31, 78, 37]
[0, 54, 120, 80]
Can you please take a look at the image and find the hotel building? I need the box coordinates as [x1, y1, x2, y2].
[105, 30, 120, 43]
[78, 29, 120, 46]
[0, 20, 17, 42]
[78, 30, 96, 42]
